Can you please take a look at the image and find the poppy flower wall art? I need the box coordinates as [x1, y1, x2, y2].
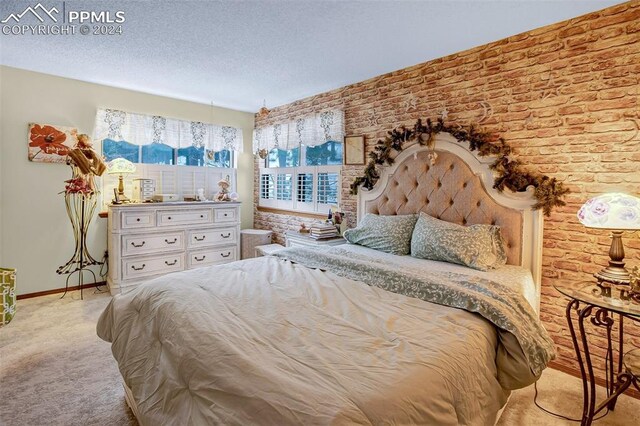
[28, 123, 79, 163]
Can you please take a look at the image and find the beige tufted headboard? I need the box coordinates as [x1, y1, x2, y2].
[364, 149, 523, 265]
[357, 133, 544, 311]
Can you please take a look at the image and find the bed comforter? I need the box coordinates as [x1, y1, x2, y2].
[97, 246, 555, 426]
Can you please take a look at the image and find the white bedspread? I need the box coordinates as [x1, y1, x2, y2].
[97, 248, 539, 425]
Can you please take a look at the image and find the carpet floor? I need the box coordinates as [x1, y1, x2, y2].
[0, 290, 638, 425]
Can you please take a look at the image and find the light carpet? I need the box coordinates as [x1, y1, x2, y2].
[0, 290, 638, 425]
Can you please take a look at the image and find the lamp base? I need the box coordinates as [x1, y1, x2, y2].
[117, 192, 131, 203]
[594, 267, 631, 286]
[594, 230, 631, 286]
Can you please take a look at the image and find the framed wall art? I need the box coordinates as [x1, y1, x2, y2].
[344, 135, 365, 165]
[28, 123, 78, 163]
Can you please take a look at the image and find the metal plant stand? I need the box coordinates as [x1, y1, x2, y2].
[56, 165, 102, 299]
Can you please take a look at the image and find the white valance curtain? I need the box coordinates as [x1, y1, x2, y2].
[253, 109, 344, 153]
[94, 108, 244, 152]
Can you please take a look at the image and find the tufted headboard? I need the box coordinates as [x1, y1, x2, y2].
[364, 149, 523, 264]
[357, 133, 543, 309]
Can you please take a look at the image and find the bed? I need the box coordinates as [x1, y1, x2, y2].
[97, 134, 555, 425]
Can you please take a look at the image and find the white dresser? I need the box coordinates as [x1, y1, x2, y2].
[107, 202, 241, 295]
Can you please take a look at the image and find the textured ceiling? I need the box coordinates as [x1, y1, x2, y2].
[0, 0, 623, 112]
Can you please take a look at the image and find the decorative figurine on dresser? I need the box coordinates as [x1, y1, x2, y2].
[107, 201, 241, 295]
[215, 179, 231, 201]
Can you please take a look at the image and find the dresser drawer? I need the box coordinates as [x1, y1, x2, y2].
[121, 211, 155, 229]
[187, 247, 236, 268]
[122, 232, 184, 256]
[122, 254, 184, 280]
[157, 209, 212, 226]
[188, 227, 237, 248]
[214, 207, 238, 223]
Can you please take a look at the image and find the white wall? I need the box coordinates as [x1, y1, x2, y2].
[0, 66, 254, 295]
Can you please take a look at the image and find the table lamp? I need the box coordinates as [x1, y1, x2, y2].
[107, 158, 136, 203]
[577, 193, 640, 286]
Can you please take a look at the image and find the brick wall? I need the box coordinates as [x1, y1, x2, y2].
[254, 1, 640, 390]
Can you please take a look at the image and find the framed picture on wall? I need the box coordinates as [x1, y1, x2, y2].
[27, 123, 78, 163]
[344, 135, 365, 165]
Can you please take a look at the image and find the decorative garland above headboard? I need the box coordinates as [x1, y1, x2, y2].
[350, 118, 569, 216]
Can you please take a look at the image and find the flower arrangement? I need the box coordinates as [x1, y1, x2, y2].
[61, 134, 106, 195]
[64, 177, 93, 195]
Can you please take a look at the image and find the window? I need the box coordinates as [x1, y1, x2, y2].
[317, 172, 339, 205]
[260, 174, 275, 200]
[103, 139, 232, 168]
[268, 148, 300, 168]
[102, 139, 139, 163]
[142, 143, 174, 165]
[206, 149, 232, 168]
[176, 147, 232, 168]
[305, 141, 343, 166]
[276, 174, 293, 201]
[259, 140, 342, 213]
[297, 173, 313, 203]
[177, 146, 204, 166]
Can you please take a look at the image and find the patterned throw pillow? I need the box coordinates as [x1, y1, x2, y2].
[344, 214, 418, 255]
[410, 213, 506, 271]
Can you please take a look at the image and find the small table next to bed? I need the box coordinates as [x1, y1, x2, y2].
[555, 284, 640, 426]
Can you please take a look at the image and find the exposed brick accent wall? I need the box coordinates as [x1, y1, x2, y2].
[254, 1, 640, 390]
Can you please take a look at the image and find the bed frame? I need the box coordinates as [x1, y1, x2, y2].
[123, 133, 543, 421]
[357, 132, 543, 313]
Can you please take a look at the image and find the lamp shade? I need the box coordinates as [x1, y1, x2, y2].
[577, 193, 640, 230]
[107, 158, 136, 175]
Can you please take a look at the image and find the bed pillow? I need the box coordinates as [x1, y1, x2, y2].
[410, 212, 506, 271]
[343, 213, 418, 255]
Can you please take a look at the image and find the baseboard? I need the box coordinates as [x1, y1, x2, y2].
[549, 361, 640, 400]
[17, 281, 107, 300]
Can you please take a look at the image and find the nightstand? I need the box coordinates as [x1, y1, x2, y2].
[555, 284, 640, 426]
[254, 243, 285, 257]
[285, 231, 345, 248]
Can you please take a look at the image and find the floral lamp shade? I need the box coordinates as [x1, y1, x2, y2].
[577, 192, 640, 287]
[577, 193, 640, 230]
[107, 158, 136, 175]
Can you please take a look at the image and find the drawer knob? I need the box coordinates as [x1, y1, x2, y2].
[131, 241, 146, 248]
[194, 235, 206, 241]
[221, 252, 231, 258]
[136, 218, 141, 222]
[165, 260, 178, 266]
[131, 264, 146, 271]
[168, 216, 172, 220]
[200, 214, 204, 218]
[165, 238, 177, 245]
[195, 255, 206, 262]
[221, 233, 231, 239]
[224, 213, 228, 217]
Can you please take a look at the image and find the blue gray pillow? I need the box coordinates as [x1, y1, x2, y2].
[344, 213, 418, 255]
[410, 212, 507, 271]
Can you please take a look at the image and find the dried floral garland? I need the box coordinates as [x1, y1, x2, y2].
[350, 118, 569, 216]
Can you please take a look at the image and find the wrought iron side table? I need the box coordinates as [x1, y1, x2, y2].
[555, 284, 640, 426]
